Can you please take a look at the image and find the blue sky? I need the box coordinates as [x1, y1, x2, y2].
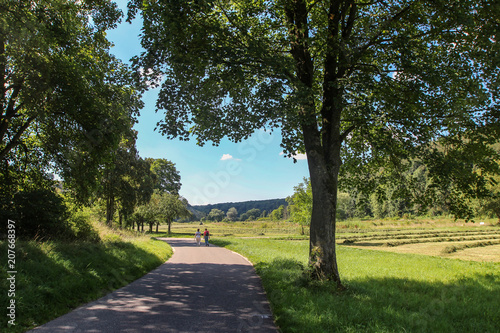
[106, 1, 309, 205]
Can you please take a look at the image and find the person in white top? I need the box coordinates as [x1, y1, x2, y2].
[194, 229, 202, 246]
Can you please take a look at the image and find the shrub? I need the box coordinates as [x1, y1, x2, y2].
[68, 215, 100, 242]
[10, 189, 70, 240]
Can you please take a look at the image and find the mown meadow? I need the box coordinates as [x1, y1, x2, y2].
[2, 217, 498, 332]
[170, 218, 499, 332]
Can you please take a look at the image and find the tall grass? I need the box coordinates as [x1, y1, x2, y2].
[212, 238, 500, 332]
[0, 230, 172, 332]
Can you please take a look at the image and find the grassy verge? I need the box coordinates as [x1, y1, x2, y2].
[1, 234, 172, 332]
[212, 238, 500, 333]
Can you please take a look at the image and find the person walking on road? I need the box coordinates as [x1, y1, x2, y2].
[194, 229, 202, 246]
[203, 228, 210, 246]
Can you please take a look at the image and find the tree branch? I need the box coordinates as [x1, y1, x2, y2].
[0, 116, 35, 161]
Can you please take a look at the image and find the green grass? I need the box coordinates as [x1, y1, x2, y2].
[0, 236, 172, 332]
[4, 216, 496, 332]
[212, 238, 500, 333]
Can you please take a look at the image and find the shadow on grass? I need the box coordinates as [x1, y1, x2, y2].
[210, 239, 233, 247]
[0, 239, 168, 333]
[256, 258, 500, 333]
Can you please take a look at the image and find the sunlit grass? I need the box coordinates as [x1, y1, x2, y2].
[212, 238, 500, 332]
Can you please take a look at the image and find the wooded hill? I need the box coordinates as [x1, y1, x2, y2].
[190, 198, 287, 219]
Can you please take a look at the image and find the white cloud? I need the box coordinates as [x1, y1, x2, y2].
[220, 154, 241, 161]
[293, 153, 307, 160]
[280, 151, 307, 160]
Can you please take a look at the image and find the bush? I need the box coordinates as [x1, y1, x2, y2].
[10, 189, 70, 240]
[0, 188, 100, 242]
[68, 215, 100, 242]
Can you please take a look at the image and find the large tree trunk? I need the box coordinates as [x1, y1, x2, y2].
[306, 144, 342, 287]
[106, 194, 115, 226]
[286, 0, 345, 288]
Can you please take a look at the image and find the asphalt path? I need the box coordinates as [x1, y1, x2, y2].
[30, 238, 278, 333]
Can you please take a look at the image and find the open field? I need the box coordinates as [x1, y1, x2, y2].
[190, 217, 498, 331]
[337, 224, 500, 262]
[3, 217, 497, 332]
[161, 217, 499, 262]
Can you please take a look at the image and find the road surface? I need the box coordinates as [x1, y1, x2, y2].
[30, 238, 278, 332]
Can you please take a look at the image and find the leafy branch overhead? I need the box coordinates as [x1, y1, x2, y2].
[1, 0, 143, 203]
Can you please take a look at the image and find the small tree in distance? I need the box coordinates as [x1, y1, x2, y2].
[287, 178, 313, 235]
[226, 207, 238, 221]
[208, 208, 225, 222]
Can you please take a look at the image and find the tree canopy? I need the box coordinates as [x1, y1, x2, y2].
[147, 158, 182, 194]
[1, 0, 143, 203]
[128, 0, 500, 286]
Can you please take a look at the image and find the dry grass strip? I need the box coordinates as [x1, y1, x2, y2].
[442, 240, 500, 253]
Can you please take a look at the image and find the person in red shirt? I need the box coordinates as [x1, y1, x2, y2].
[203, 228, 210, 246]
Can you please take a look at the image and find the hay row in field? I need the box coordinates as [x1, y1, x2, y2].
[442, 240, 500, 253]
[337, 227, 498, 238]
[342, 229, 500, 243]
[384, 235, 500, 247]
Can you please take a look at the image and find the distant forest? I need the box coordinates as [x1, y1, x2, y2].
[190, 198, 287, 220]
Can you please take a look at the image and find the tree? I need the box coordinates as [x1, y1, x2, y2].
[129, 0, 500, 287]
[1, 0, 142, 204]
[208, 208, 225, 222]
[134, 202, 156, 233]
[226, 207, 238, 221]
[147, 158, 182, 194]
[287, 178, 313, 235]
[98, 133, 154, 226]
[245, 208, 262, 221]
[269, 205, 285, 221]
[478, 144, 500, 223]
[155, 192, 191, 233]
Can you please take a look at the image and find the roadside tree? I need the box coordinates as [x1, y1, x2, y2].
[128, 0, 500, 287]
[0, 0, 142, 205]
[155, 192, 191, 233]
[100, 134, 154, 227]
[147, 158, 182, 194]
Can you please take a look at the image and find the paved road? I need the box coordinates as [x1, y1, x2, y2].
[30, 238, 278, 333]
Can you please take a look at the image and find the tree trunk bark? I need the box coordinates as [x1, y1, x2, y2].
[285, 0, 344, 288]
[306, 151, 342, 287]
[106, 194, 115, 226]
[167, 220, 171, 234]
